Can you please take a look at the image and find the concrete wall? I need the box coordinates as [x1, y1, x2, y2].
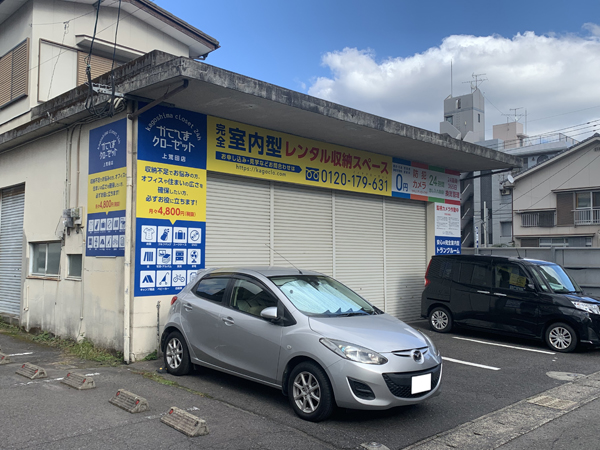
[462, 247, 600, 296]
[443, 89, 485, 143]
[0, 114, 128, 350]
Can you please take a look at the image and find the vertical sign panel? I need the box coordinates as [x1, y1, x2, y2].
[135, 106, 207, 297]
[434, 203, 461, 255]
[87, 119, 127, 257]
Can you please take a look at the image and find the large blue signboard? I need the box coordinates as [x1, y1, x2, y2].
[134, 106, 207, 297]
[87, 119, 127, 257]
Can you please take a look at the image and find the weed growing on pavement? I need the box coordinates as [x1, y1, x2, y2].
[0, 321, 122, 366]
[131, 369, 211, 398]
[143, 350, 158, 361]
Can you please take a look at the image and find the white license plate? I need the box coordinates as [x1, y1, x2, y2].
[411, 373, 432, 394]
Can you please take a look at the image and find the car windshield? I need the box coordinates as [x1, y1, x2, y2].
[534, 264, 582, 294]
[270, 275, 376, 317]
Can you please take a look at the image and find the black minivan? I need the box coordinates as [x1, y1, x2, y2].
[421, 255, 600, 353]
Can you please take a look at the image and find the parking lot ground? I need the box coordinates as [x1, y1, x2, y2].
[2, 321, 600, 449]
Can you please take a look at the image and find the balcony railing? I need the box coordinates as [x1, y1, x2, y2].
[575, 208, 600, 225]
[521, 211, 556, 227]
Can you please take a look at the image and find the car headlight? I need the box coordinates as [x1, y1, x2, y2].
[421, 333, 440, 357]
[320, 338, 388, 365]
[571, 301, 600, 315]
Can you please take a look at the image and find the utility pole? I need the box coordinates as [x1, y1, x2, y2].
[483, 201, 489, 248]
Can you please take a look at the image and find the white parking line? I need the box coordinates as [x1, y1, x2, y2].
[453, 337, 555, 355]
[7, 352, 34, 356]
[442, 357, 501, 371]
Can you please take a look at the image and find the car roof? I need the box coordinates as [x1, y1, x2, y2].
[208, 266, 325, 277]
[433, 254, 553, 265]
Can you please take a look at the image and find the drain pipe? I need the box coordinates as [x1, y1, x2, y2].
[157, 300, 161, 357]
[123, 102, 135, 364]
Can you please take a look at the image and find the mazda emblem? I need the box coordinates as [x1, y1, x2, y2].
[412, 350, 423, 363]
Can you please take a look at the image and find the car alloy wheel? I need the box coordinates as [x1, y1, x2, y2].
[166, 337, 183, 369]
[429, 307, 452, 333]
[163, 330, 191, 375]
[293, 371, 321, 414]
[546, 323, 577, 353]
[287, 361, 334, 421]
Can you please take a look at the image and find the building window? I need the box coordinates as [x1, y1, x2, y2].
[456, 99, 461, 109]
[0, 39, 29, 109]
[539, 237, 592, 247]
[478, 113, 480, 123]
[67, 254, 82, 278]
[574, 191, 600, 225]
[445, 115, 453, 125]
[31, 242, 61, 277]
[500, 222, 512, 237]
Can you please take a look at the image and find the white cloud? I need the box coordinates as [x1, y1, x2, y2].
[307, 27, 600, 141]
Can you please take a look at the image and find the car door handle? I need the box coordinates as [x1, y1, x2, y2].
[183, 303, 193, 311]
[476, 290, 490, 294]
[222, 316, 234, 326]
[493, 293, 508, 297]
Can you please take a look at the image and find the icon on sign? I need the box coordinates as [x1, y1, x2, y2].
[99, 237, 105, 248]
[188, 270, 198, 282]
[173, 227, 187, 244]
[159, 272, 169, 286]
[87, 237, 93, 248]
[306, 167, 319, 182]
[175, 250, 185, 263]
[119, 235, 125, 248]
[93, 236, 99, 248]
[94, 220, 100, 232]
[160, 229, 170, 241]
[142, 248, 156, 264]
[106, 219, 113, 231]
[175, 230, 185, 240]
[100, 219, 106, 231]
[140, 271, 156, 288]
[158, 249, 171, 264]
[189, 249, 199, 264]
[141, 226, 156, 242]
[112, 235, 119, 248]
[120, 217, 126, 231]
[188, 229, 201, 243]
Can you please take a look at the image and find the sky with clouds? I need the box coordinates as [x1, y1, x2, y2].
[155, 0, 600, 142]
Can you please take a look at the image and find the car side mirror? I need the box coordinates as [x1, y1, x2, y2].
[260, 306, 278, 321]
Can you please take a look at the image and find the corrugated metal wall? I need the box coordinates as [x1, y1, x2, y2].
[0, 185, 25, 316]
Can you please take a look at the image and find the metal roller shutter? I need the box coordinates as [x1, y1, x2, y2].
[0, 185, 25, 316]
[334, 192, 385, 310]
[273, 182, 333, 274]
[205, 173, 271, 267]
[205, 173, 427, 320]
[384, 196, 427, 321]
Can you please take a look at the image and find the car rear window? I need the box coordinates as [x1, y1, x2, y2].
[458, 262, 491, 287]
[194, 277, 230, 302]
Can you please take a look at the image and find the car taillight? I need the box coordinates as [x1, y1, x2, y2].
[424, 260, 432, 286]
[171, 296, 178, 305]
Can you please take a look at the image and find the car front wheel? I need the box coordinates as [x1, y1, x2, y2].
[429, 307, 453, 333]
[287, 361, 334, 422]
[164, 330, 191, 375]
[545, 323, 577, 353]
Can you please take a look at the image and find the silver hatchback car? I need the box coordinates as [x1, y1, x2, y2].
[161, 267, 442, 421]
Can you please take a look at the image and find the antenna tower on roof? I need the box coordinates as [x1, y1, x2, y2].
[462, 72, 488, 93]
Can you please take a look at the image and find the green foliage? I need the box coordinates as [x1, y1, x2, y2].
[143, 350, 158, 361]
[0, 322, 122, 366]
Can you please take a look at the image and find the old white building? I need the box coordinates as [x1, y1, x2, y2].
[0, 0, 518, 361]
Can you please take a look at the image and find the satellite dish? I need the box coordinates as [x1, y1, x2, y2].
[507, 174, 515, 184]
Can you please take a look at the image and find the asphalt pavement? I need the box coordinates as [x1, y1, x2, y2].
[1, 321, 600, 449]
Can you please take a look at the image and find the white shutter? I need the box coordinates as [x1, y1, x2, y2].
[384, 197, 427, 321]
[334, 192, 385, 309]
[204, 173, 427, 321]
[205, 173, 271, 267]
[273, 182, 333, 274]
[0, 185, 25, 315]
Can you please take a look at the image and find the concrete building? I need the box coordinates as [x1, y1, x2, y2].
[0, 0, 518, 360]
[440, 90, 575, 248]
[506, 134, 600, 248]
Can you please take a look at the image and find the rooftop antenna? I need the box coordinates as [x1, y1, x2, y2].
[502, 107, 525, 124]
[265, 243, 303, 274]
[451, 59, 453, 98]
[462, 72, 487, 93]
